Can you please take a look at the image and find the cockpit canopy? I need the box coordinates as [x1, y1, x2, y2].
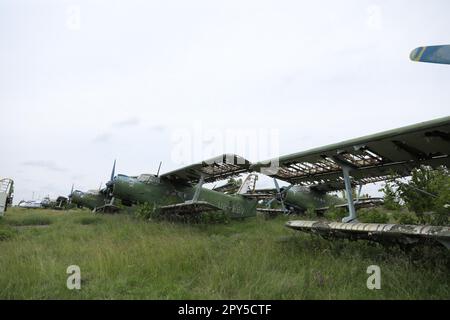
[137, 174, 159, 184]
[290, 185, 310, 193]
[72, 190, 84, 196]
[86, 189, 100, 195]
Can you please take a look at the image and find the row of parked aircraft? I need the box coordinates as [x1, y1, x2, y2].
[62, 114, 450, 248]
[10, 45, 450, 248]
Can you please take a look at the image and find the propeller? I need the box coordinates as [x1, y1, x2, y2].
[103, 160, 117, 205]
[156, 161, 162, 177]
[269, 178, 294, 214]
[273, 178, 287, 213]
[110, 159, 116, 182]
[68, 183, 74, 204]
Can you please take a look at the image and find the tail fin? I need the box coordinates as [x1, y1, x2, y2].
[237, 174, 258, 195]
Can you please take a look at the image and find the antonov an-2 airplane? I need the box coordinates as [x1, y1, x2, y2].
[80, 116, 450, 248]
[251, 116, 450, 248]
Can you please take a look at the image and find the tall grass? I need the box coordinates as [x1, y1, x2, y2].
[0, 208, 448, 299]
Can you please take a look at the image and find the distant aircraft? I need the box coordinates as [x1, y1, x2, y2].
[70, 189, 109, 211]
[410, 45, 450, 65]
[17, 199, 44, 209]
[40, 195, 69, 210]
[254, 183, 383, 216]
[18, 186, 73, 211]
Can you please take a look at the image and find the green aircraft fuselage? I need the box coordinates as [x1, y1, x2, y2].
[72, 176, 353, 216]
[71, 190, 107, 210]
[283, 186, 346, 211]
[111, 174, 347, 216]
[111, 174, 258, 218]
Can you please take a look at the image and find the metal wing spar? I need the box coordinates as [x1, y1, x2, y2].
[160, 154, 252, 184]
[251, 116, 450, 192]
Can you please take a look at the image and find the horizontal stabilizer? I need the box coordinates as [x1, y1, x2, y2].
[315, 198, 384, 213]
[159, 201, 220, 215]
[94, 204, 120, 213]
[257, 208, 286, 215]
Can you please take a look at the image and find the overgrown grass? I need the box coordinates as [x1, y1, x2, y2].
[77, 217, 103, 225]
[0, 225, 17, 241]
[0, 207, 448, 299]
[4, 214, 54, 227]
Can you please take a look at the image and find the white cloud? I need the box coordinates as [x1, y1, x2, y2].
[21, 160, 67, 173]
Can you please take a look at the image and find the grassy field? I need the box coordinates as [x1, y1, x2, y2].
[0, 207, 449, 299]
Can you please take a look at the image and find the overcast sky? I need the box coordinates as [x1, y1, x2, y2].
[1, 0, 449, 203]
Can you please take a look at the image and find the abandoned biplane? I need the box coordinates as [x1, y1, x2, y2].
[38, 195, 71, 210]
[70, 188, 110, 211]
[251, 116, 450, 248]
[17, 199, 44, 209]
[95, 156, 258, 218]
[250, 183, 383, 216]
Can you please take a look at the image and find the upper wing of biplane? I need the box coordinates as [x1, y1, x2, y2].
[160, 154, 252, 184]
[410, 45, 450, 65]
[251, 116, 450, 192]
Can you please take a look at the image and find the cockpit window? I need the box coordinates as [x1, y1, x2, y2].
[117, 174, 138, 181]
[137, 174, 159, 184]
[291, 185, 309, 193]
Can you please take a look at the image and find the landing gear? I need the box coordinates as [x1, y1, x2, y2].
[191, 174, 205, 203]
[93, 204, 120, 213]
[94, 197, 120, 213]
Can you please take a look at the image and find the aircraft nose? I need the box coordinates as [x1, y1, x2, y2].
[105, 179, 115, 195]
[275, 191, 283, 201]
